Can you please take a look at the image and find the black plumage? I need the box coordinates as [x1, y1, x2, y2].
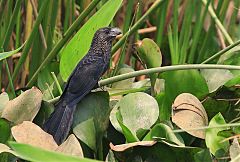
[43, 27, 122, 144]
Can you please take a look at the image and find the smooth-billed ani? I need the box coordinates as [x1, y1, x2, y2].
[43, 27, 122, 144]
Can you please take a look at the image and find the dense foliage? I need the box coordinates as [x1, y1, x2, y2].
[0, 0, 240, 161]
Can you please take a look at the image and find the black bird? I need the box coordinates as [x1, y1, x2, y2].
[43, 27, 122, 144]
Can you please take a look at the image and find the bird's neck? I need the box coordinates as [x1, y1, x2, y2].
[90, 39, 113, 56]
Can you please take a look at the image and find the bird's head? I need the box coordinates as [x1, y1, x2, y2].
[94, 27, 122, 42]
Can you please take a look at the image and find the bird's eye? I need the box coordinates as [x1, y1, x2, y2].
[105, 30, 110, 34]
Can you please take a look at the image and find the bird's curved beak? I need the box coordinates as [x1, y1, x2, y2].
[109, 28, 122, 37]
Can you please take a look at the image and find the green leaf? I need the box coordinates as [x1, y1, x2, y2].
[116, 111, 138, 142]
[73, 118, 96, 151]
[135, 38, 162, 93]
[136, 38, 162, 69]
[194, 149, 212, 162]
[0, 43, 24, 61]
[205, 113, 229, 156]
[73, 92, 110, 151]
[8, 142, 101, 162]
[160, 70, 209, 120]
[201, 69, 233, 93]
[110, 92, 159, 136]
[60, 0, 123, 81]
[143, 123, 184, 146]
[0, 119, 10, 143]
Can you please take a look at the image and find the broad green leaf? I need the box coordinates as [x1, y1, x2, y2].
[194, 149, 212, 162]
[0, 119, 10, 143]
[1, 87, 43, 124]
[0, 43, 24, 61]
[8, 142, 101, 162]
[73, 118, 96, 151]
[143, 123, 184, 146]
[110, 92, 159, 136]
[73, 92, 110, 152]
[135, 38, 162, 93]
[0, 92, 9, 116]
[202, 97, 229, 120]
[205, 113, 229, 156]
[160, 70, 209, 120]
[135, 38, 162, 69]
[201, 69, 233, 93]
[116, 111, 138, 142]
[60, 0, 123, 81]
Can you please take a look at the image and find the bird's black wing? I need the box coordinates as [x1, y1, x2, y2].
[61, 54, 106, 106]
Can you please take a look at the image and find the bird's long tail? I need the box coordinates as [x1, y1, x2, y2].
[43, 100, 76, 145]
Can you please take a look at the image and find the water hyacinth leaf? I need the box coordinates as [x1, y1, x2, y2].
[109, 102, 122, 132]
[73, 118, 96, 151]
[172, 93, 208, 139]
[0, 119, 10, 143]
[230, 138, 240, 161]
[0, 92, 9, 116]
[73, 92, 110, 135]
[60, 0, 123, 81]
[8, 142, 101, 162]
[73, 92, 110, 151]
[0, 43, 24, 61]
[11, 121, 58, 151]
[110, 92, 159, 136]
[205, 113, 229, 156]
[202, 97, 229, 120]
[143, 123, 184, 146]
[116, 110, 138, 142]
[161, 70, 209, 120]
[135, 38, 162, 69]
[112, 65, 135, 89]
[135, 38, 162, 90]
[194, 149, 212, 162]
[201, 69, 233, 93]
[1, 87, 43, 124]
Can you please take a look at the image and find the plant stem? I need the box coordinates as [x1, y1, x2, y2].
[201, 0, 233, 44]
[51, 72, 62, 94]
[112, 0, 164, 54]
[4, 59, 16, 98]
[99, 64, 240, 86]
[27, 0, 101, 87]
[11, 0, 49, 83]
[48, 64, 240, 103]
[172, 122, 240, 133]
